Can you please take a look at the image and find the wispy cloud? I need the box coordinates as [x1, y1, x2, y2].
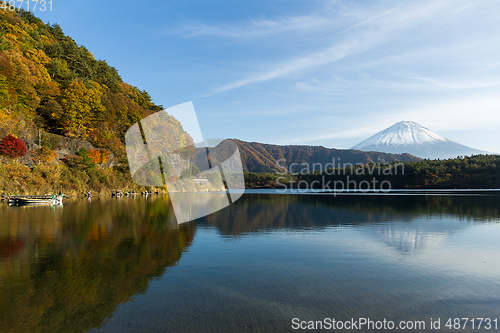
[281, 126, 382, 144]
[395, 94, 500, 132]
[399, 75, 500, 91]
[165, 0, 500, 152]
[213, 42, 357, 93]
[176, 3, 400, 39]
[332, 4, 402, 35]
[295, 74, 500, 95]
[209, 0, 465, 93]
[176, 15, 332, 38]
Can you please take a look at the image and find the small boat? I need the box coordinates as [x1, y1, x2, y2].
[112, 190, 124, 197]
[8, 195, 64, 206]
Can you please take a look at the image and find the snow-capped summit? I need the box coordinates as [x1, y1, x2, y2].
[354, 121, 446, 147]
[352, 121, 488, 159]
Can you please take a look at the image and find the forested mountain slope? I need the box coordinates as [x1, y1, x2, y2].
[0, 8, 163, 158]
[231, 140, 421, 173]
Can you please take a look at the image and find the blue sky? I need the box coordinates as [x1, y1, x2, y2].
[35, 0, 500, 152]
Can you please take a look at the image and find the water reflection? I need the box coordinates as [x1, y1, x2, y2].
[201, 194, 500, 232]
[95, 194, 500, 332]
[200, 194, 500, 255]
[371, 220, 451, 254]
[1, 194, 500, 332]
[0, 197, 195, 333]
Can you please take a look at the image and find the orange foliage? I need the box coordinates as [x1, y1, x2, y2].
[0, 52, 13, 78]
[38, 80, 60, 98]
[89, 148, 110, 165]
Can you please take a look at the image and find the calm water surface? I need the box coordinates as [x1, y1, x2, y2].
[1, 193, 500, 332]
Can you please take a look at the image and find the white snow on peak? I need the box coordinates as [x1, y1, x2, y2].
[353, 121, 447, 148]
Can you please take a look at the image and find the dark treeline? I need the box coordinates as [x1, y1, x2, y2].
[244, 154, 500, 190]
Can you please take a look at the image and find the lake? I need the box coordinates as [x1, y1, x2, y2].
[1, 192, 500, 332]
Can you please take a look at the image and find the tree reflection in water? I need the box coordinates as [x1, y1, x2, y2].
[1, 193, 500, 332]
[0, 197, 195, 333]
[201, 194, 500, 235]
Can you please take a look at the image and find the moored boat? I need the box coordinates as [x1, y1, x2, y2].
[8, 195, 64, 206]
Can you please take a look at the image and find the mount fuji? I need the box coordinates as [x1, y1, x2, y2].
[352, 121, 489, 160]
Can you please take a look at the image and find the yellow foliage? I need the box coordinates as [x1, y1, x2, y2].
[3, 32, 19, 44]
[0, 20, 18, 35]
[3, 49, 42, 104]
[24, 49, 51, 65]
[59, 80, 106, 138]
[30, 147, 58, 163]
[0, 108, 17, 132]
[40, 35, 53, 47]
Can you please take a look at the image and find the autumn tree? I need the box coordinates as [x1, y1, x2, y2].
[30, 146, 58, 164]
[75, 147, 96, 169]
[0, 134, 27, 159]
[58, 79, 106, 138]
[62, 148, 96, 171]
[88, 148, 110, 165]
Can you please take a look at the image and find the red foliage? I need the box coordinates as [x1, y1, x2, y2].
[0, 134, 27, 159]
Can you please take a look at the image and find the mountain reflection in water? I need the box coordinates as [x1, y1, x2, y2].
[1, 193, 499, 332]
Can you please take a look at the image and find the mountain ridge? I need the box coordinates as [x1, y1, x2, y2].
[352, 121, 489, 159]
[199, 139, 422, 173]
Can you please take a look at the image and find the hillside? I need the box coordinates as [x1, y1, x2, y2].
[0, 8, 168, 159]
[225, 139, 421, 173]
[0, 8, 195, 196]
